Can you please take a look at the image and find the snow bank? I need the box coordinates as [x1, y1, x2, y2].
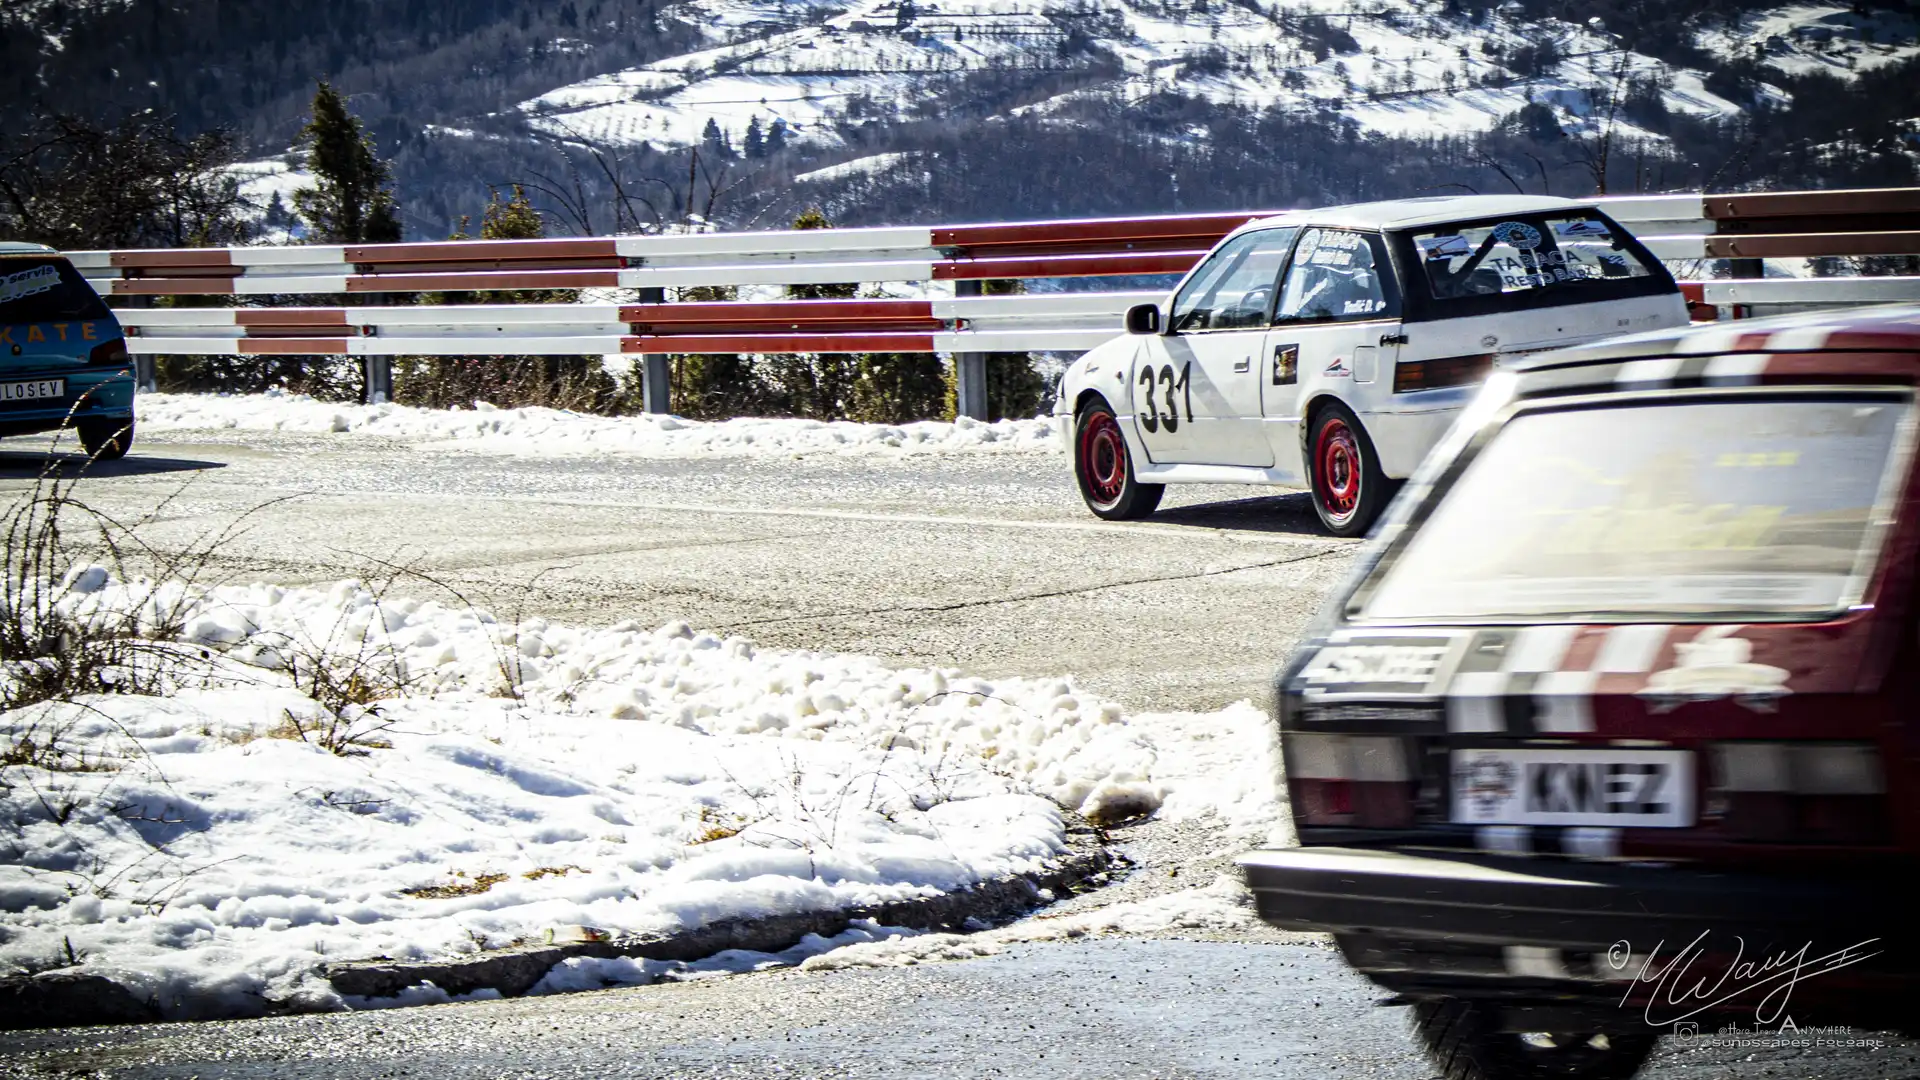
[796, 872, 1264, 972]
[135, 392, 1061, 459]
[0, 573, 1278, 1017]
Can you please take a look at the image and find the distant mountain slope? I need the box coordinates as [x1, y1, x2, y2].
[4, 0, 1915, 238]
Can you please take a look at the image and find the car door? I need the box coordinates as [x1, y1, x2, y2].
[1262, 227, 1402, 482]
[1133, 227, 1297, 467]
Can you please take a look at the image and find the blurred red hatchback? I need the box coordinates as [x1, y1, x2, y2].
[1240, 305, 1920, 1080]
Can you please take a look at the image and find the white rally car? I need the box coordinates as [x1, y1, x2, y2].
[1055, 195, 1689, 535]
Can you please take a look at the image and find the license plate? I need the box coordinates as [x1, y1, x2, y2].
[0, 378, 63, 404]
[1451, 748, 1693, 828]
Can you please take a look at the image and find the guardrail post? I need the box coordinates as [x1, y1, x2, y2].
[952, 279, 988, 421]
[363, 357, 393, 405]
[133, 357, 157, 394]
[637, 286, 671, 414]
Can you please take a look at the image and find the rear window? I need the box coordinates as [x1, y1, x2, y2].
[0, 257, 111, 324]
[1353, 393, 1910, 622]
[1410, 214, 1656, 302]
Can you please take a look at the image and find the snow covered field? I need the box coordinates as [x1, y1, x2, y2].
[0, 571, 1279, 1017]
[135, 392, 1061, 459]
[512, 0, 1804, 157]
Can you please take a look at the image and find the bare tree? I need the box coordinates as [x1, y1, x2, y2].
[0, 111, 253, 250]
[515, 120, 758, 236]
[1569, 47, 1634, 195]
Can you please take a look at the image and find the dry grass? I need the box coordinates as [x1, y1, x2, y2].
[400, 871, 510, 899]
[265, 708, 396, 757]
[521, 865, 587, 881]
[691, 805, 747, 844]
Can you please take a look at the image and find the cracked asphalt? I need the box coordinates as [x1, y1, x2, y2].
[0, 431, 1354, 712]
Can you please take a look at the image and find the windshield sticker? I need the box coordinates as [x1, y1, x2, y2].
[1555, 218, 1612, 238]
[1491, 221, 1542, 249]
[1343, 298, 1383, 314]
[1308, 248, 1354, 267]
[1418, 234, 1472, 260]
[1637, 626, 1790, 713]
[1316, 230, 1364, 250]
[0, 264, 61, 306]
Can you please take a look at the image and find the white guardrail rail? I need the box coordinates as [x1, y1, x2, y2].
[62, 187, 1920, 412]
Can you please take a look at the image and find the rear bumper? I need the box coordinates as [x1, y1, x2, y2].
[1239, 846, 1913, 1020]
[1239, 846, 1895, 945]
[0, 366, 133, 440]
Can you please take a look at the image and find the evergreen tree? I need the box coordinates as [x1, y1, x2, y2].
[743, 117, 766, 160]
[700, 118, 734, 160]
[293, 80, 403, 244]
[765, 117, 790, 154]
[398, 186, 624, 413]
[768, 207, 856, 417]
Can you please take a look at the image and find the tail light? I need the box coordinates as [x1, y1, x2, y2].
[1704, 742, 1889, 844]
[1286, 733, 1415, 827]
[1393, 353, 1492, 393]
[89, 337, 129, 366]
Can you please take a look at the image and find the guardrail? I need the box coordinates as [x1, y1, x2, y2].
[68, 186, 1920, 414]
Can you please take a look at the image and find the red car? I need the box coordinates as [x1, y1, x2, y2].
[1240, 305, 1920, 1079]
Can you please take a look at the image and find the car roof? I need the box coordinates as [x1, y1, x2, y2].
[1230, 194, 1588, 236]
[1504, 304, 1920, 399]
[1520, 304, 1920, 369]
[0, 242, 59, 257]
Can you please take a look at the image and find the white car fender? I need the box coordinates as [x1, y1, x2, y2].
[1055, 334, 1144, 441]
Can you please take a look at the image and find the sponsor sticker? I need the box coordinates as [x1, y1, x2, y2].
[1323, 356, 1351, 377]
[1417, 234, 1472, 260]
[1272, 343, 1298, 385]
[1555, 218, 1613, 238]
[0, 264, 61, 307]
[1491, 221, 1543, 249]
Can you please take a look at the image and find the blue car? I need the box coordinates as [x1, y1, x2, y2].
[0, 242, 135, 459]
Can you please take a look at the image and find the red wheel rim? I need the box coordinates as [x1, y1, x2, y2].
[1314, 416, 1362, 524]
[1078, 411, 1128, 508]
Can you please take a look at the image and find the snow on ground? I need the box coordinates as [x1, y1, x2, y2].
[1696, 3, 1920, 81]
[537, 867, 1268, 992]
[0, 572, 1278, 1016]
[134, 392, 1061, 459]
[222, 159, 314, 245]
[793, 151, 916, 185]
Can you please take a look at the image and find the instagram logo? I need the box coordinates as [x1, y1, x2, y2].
[1673, 1022, 1700, 1039]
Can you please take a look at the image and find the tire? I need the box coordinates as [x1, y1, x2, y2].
[1413, 999, 1658, 1080]
[1073, 400, 1163, 521]
[77, 417, 134, 461]
[1306, 400, 1388, 537]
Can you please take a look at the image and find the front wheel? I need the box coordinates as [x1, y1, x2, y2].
[1307, 401, 1388, 537]
[77, 418, 134, 461]
[1413, 999, 1658, 1080]
[1074, 401, 1163, 521]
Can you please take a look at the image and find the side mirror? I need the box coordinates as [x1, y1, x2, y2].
[1125, 303, 1161, 335]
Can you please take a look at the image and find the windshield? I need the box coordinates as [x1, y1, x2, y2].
[1410, 214, 1656, 302]
[1355, 393, 1909, 621]
[0, 257, 111, 324]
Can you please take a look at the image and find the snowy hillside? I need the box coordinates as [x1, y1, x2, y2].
[508, 0, 1887, 156]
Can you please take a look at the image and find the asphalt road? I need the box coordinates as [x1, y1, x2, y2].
[6, 430, 1916, 1078]
[0, 432, 1353, 712]
[4, 939, 1915, 1079]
